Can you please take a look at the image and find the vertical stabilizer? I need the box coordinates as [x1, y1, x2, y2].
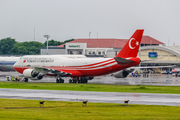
[116, 29, 144, 58]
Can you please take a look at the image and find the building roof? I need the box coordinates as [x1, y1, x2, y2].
[58, 36, 164, 48]
[141, 36, 164, 45]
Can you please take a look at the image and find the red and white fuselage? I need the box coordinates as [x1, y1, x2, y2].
[13, 55, 140, 77]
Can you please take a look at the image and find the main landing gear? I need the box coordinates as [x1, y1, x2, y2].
[69, 77, 88, 84]
[56, 76, 64, 83]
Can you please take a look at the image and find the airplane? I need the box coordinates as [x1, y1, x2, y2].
[13, 29, 144, 83]
[0, 57, 20, 71]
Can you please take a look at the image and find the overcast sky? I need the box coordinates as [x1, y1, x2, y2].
[0, 0, 179, 45]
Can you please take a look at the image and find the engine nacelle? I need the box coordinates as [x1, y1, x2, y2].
[85, 76, 94, 80]
[23, 69, 43, 80]
[113, 70, 129, 78]
[31, 70, 39, 77]
[23, 69, 35, 78]
[37, 73, 43, 80]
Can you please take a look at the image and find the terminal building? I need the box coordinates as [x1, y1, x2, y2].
[41, 36, 180, 67]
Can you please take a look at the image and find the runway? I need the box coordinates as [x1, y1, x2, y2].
[1, 88, 180, 106]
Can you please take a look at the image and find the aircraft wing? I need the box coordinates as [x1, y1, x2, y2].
[33, 67, 72, 76]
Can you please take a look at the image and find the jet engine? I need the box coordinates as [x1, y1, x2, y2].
[112, 70, 130, 78]
[37, 73, 43, 80]
[23, 69, 43, 80]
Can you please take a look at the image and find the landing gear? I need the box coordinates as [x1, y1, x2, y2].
[72, 78, 77, 83]
[80, 77, 88, 83]
[69, 79, 72, 83]
[69, 77, 88, 84]
[56, 76, 64, 83]
[23, 78, 28, 82]
[69, 78, 77, 83]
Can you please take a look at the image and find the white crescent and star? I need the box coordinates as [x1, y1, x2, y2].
[129, 38, 139, 49]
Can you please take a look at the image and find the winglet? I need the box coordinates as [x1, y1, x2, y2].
[116, 29, 144, 58]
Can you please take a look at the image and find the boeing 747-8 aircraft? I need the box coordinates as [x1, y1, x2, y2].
[13, 29, 144, 83]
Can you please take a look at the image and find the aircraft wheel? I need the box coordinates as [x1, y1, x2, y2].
[83, 79, 88, 84]
[84, 79, 88, 84]
[56, 79, 59, 83]
[72, 79, 77, 83]
[69, 79, 72, 83]
[56, 77, 60, 83]
[60, 79, 64, 83]
[24, 78, 28, 82]
[80, 78, 88, 84]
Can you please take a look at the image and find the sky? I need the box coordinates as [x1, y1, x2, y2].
[0, 0, 180, 46]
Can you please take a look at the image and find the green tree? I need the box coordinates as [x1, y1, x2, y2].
[12, 41, 44, 55]
[63, 39, 75, 43]
[0, 38, 75, 55]
[44, 39, 75, 47]
[0, 37, 17, 55]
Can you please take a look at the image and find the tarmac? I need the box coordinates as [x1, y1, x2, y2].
[1, 72, 180, 106]
[1, 71, 180, 86]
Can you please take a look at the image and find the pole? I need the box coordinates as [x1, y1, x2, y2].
[44, 35, 50, 55]
[34, 27, 35, 41]
[46, 37, 48, 55]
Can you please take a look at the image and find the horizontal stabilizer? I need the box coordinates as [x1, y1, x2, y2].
[114, 57, 135, 64]
[131, 65, 176, 69]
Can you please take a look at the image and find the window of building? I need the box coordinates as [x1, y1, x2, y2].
[98, 51, 101, 55]
[92, 51, 95, 55]
[89, 51, 91, 55]
[102, 51, 105, 55]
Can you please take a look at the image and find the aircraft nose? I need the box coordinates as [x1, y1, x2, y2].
[13, 62, 23, 74]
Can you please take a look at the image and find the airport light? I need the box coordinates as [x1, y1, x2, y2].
[44, 35, 50, 55]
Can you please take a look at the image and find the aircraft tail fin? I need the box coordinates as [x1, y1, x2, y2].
[116, 29, 144, 58]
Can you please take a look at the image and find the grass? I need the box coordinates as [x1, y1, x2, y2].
[1, 81, 180, 94]
[0, 98, 180, 120]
